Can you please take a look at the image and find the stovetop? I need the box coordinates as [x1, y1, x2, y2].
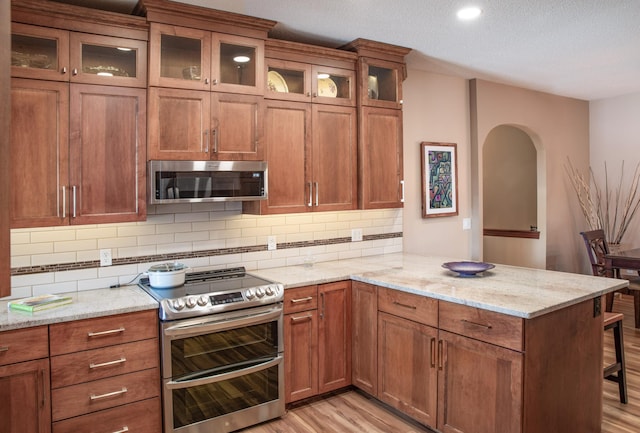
[139, 267, 283, 321]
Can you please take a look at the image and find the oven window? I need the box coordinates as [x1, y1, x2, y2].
[171, 321, 278, 379]
[171, 363, 280, 428]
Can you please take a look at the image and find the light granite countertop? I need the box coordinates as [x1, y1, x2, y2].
[0, 285, 158, 332]
[0, 253, 627, 331]
[251, 253, 628, 319]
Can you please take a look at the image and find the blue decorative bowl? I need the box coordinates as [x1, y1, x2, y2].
[442, 261, 495, 277]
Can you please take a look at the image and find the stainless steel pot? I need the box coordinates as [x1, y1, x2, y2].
[146, 262, 189, 288]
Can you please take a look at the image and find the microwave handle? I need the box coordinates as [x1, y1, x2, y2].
[165, 355, 282, 390]
[164, 306, 282, 339]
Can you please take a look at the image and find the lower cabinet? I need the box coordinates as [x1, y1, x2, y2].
[0, 326, 51, 433]
[353, 283, 601, 433]
[284, 281, 351, 403]
[49, 310, 161, 433]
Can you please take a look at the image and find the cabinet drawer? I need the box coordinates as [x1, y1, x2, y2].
[439, 301, 523, 351]
[0, 325, 49, 366]
[378, 287, 438, 327]
[52, 367, 160, 421]
[284, 285, 318, 314]
[49, 310, 158, 356]
[53, 397, 162, 433]
[51, 338, 159, 389]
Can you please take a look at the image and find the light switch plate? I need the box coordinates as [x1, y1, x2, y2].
[462, 218, 472, 230]
[267, 236, 277, 251]
[100, 249, 112, 266]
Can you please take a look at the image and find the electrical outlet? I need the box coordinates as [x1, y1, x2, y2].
[99, 249, 112, 266]
[351, 228, 363, 242]
[267, 236, 277, 251]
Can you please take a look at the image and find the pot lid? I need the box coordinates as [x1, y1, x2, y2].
[148, 262, 187, 272]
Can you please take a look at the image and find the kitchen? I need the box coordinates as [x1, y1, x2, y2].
[2, 1, 640, 433]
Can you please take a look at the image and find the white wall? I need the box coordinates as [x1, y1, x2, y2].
[401, 69, 472, 259]
[589, 92, 640, 251]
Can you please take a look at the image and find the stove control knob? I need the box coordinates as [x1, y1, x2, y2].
[185, 297, 197, 308]
[245, 289, 256, 300]
[265, 286, 275, 296]
[172, 299, 185, 310]
[197, 295, 208, 306]
[256, 287, 265, 298]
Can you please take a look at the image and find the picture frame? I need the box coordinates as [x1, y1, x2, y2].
[421, 142, 458, 218]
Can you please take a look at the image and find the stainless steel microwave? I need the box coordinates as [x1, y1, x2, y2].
[148, 160, 267, 204]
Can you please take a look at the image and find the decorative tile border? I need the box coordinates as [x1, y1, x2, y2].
[11, 232, 403, 275]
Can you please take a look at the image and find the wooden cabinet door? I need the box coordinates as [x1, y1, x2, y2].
[351, 281, 377, 395]
[437, 330, 523, 433]
[69, 84, 146, 225]
[378, 311, 437, 427]
[211, 93, 263, 160]
[11, 23, 70, 82]
[318, 281, 352, 394]
[260, 100, 311, 214]
[0, 358, 52, 433]
[148, 87, 210, 160]
[359, 106, 404, 209]
[284, 309, 318, 403]
[212, 33, 265, 96]
[10, 78, 69, 228]
[312, 105, 357, 211]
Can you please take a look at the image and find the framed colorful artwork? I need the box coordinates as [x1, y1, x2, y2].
[421, 142, 458, 218]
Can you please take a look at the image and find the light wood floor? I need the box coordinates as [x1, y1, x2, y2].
[240, 295, 640, 433]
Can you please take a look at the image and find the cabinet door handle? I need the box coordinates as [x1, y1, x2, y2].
[460, 319, 493, 330]
[212, 78, 218, 85]
[290, 314, 313, 322]
[61, 185, 66, 218]
[90, 387, 128, 401]
[40, 368, 46, 408]
[61, 66, 67, 74]
[400, 180, 405, 203]
[392, 300, 416, 310]
[204, 130, 209, 153]
[90, 357, 127, 369]
[72, 185, 77, 218]
[72, 68, 78, 76]
[87, 327, 125, 338]
[0, 346, 9, 352]
[212, 127, 219, 153]
[112, 427, 129, 433]
[291, 296, 313, 304]
[320, 292, 325, 319]
[314, 182, 319, 206]
[205, 78, 209, 85]
[430, 337, 436, 368]
[308, 182, 313, 207]
[438, 340, 444, 370]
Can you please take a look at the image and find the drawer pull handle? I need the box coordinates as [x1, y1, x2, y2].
[392, 301, 417, 310]
[461, 319, 493, 329]
[90, 387, 128, 401]
[90, 357, 127, 369]
[87, 327, 126, 337]
[113, 427, 129, 433]
[0, 346, 9, 352]
[291, 296, 313, 304]
[290, 314, 313, 322]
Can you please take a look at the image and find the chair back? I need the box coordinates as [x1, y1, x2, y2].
[580, 229, 610, 277]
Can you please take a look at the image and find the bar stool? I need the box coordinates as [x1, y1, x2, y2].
[603, 311, 628, 404]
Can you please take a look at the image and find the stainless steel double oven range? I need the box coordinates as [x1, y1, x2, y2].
[138, 267, 285, 433]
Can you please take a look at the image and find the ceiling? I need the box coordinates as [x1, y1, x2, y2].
[51, 0, 640, 101]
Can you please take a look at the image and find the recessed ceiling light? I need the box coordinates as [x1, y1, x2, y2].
[457, 6, 482, 20]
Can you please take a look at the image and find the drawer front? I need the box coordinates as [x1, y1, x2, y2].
[378, 287, 438, 327]
[49, 310, 158, 356]
[439, 301, 523, 351]
[0, 325, 49, 366]
[53, 397, 162, 433]
[51, 338, 159, 389]
[284, 285, 318, 314]
[52, 367, 160, 421]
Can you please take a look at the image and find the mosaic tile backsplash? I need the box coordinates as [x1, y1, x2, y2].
[7, 202, 403, 300]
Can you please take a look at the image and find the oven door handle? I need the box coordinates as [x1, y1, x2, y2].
[165, 355, 282, 390]
[164, 306, 282, 339]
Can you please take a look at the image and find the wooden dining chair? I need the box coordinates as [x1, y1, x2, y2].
[580, 229, 629, 404]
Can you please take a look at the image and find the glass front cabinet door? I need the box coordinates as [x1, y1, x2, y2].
[311, 66, 355, 106]
[11, 23, 69, 81]
[359, 58, 404, 109]
[150, 23, 264, 95]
